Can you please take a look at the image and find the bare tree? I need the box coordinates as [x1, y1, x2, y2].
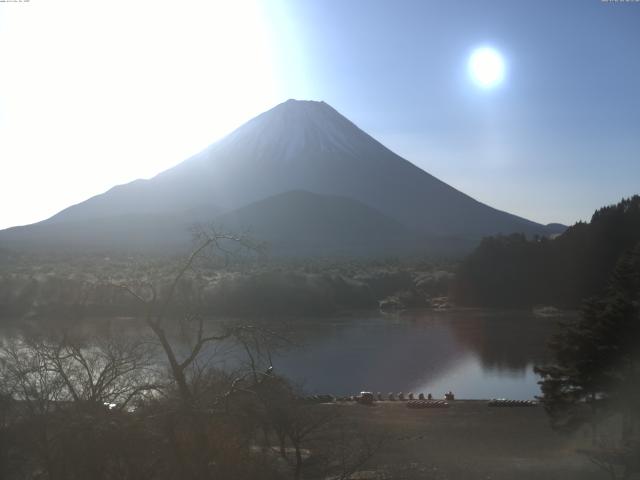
[113, 228, 261, 408]
[253, 380, 386, 480]
[111, 228, 275, 479]
[0, 330, 162, 480]
[94, 227, 386, 480]
[1, 331, 159, 410]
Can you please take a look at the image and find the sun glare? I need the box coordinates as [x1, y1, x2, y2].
[468, 47, 506, 88]
[0, 0, 279, 228]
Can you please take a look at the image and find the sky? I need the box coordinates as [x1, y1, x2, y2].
[0, 0, 639, 229]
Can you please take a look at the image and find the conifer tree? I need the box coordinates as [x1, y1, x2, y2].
[535, 243, 640, 476]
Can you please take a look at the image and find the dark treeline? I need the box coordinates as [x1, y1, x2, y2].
[453, 196, 640, 308]
[535, 238, 640, 478]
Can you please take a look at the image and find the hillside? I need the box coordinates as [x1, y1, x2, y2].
[453, 195, 640, 307]
[216, 190, 420, 257]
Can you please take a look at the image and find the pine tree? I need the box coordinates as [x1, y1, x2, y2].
[535, 244, 640, 477]
[536, 243, 640, 428]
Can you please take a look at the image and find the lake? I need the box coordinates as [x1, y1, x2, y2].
[1, 308, 568, 401]
[268, 309, 567, 400]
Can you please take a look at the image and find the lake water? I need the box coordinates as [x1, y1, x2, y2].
[2, 308, 567, 401]
[268, 309, 566, 400]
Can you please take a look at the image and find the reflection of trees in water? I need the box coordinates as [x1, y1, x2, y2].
[439, 310, 563, 373]
[273, 313, 468, 395]
[272, 310, 562, 395]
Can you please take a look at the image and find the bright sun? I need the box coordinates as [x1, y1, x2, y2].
[468, 47, 506, 88]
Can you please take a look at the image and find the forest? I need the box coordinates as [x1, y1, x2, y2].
[453, 196, 640, 308]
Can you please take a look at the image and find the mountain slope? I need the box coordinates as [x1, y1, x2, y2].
[1, 99, 560, 255]
[216, 190, 419, 256]
[0, 213, 194, 253]
[0, 191, 418, 256]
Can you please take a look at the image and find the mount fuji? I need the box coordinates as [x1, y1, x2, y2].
[0, 100, 562, 256]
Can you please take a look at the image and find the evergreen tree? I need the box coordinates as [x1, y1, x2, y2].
[535, 244, 640, 477]
[454, 195, 640, 308]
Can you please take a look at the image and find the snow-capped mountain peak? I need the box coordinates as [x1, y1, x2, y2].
[213, 99, 371, 161]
